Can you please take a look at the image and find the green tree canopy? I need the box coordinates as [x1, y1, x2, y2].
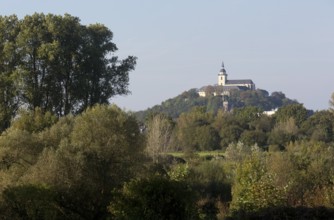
[301, 110, 334, 143]
[274, 103, 309, 127]
[43, 105, 145, 219]
[0, 15, 21, 131]
[0, 105, 146, 219]
[109, 176, 199, 220]
[176, 107, 220, 151]
[0, 13, 136, 130]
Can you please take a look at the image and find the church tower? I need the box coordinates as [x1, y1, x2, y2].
[218, 61, 227, 86]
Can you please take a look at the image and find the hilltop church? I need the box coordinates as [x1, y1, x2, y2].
[198, 62, 255, 97]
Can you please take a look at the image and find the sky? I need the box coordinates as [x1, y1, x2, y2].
[1, 1, 334, 111]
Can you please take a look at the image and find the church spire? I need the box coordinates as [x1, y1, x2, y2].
[218, 61, 227, 86]
[220, 60, 226, 74]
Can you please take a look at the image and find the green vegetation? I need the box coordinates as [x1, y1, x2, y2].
[0, 13, 136, 131]
[136, 88, 297, 120]
[0, 105, 146, 219]
[109, 176, 199, 219]
[134, 92, 334, 219]
[1, 13, 334, 220]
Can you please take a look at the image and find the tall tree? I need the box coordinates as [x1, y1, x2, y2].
[145, 113, 174, 162]
[0, 13, 136, 123]
[78, 24, 136, 112]
[0, 15, 21, 130]
[176, 107, 220, 151]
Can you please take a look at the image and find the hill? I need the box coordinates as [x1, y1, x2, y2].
[136, 88, 298, 121]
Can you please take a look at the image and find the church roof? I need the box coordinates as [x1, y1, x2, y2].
[226, 79, 254, 85]
[198, 85, 249, 92]
[222, 85, 249, 91]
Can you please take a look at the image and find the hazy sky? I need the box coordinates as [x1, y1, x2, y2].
[1, 1, 334, 111]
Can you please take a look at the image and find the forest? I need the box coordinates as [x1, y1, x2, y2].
[1, 13, 334, 219]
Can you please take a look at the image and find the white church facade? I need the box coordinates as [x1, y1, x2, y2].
[198, 62, 255, 97]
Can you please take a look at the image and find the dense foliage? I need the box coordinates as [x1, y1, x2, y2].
[147, 103, 327, 152]
[0, 13, 136, 131]
[0, 100, 334, 219]
[137, 101, 334, 219]
[0, 105, 146, 219]
[136, 88, 297, 120]
[109, 176, 199, 219]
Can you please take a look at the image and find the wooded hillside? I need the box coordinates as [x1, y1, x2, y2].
[136, 88, 297, 121]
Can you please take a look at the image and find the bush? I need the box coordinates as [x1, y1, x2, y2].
[109, 176, 199, 220]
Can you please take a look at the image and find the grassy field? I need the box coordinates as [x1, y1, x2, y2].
[166, 151, 225, 158]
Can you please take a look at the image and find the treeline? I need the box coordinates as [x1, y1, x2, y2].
[1, 104, 334, 219]
[136, 88, 297, 120]
[142, 102, 334, 219]
[145, 103, 333, 153]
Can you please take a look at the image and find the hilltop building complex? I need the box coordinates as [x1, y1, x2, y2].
[198, 62, 255, 97]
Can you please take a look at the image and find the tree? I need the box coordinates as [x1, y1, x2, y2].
[301, 110, 334, 143]
[268, 117, 299, 148]
[0, 128, 43, 173]
[0, 108, 57, 185]
[9, 105, 146, 219]
[109, 176, 199, 220]
[0, 185, 68, 220]
[219, 125, 243, 148]
[0, 13, 136, 120]
[233, 106, 262, 129]
[176, 107, 220, 151]
[240, 130, 267, 147]
[274, 103, 308, 127]
[284, 142, 334, 207]
[0, 104, 148, 218]
[77, 23, 136, 112]
[145, 113, 174, 162]
[230, 152, 286, 213]
[0, 15, 21, 131]
[206, 96, 222, 114]
[186, 160, 231, 219]
[10, 108, 57, 133]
